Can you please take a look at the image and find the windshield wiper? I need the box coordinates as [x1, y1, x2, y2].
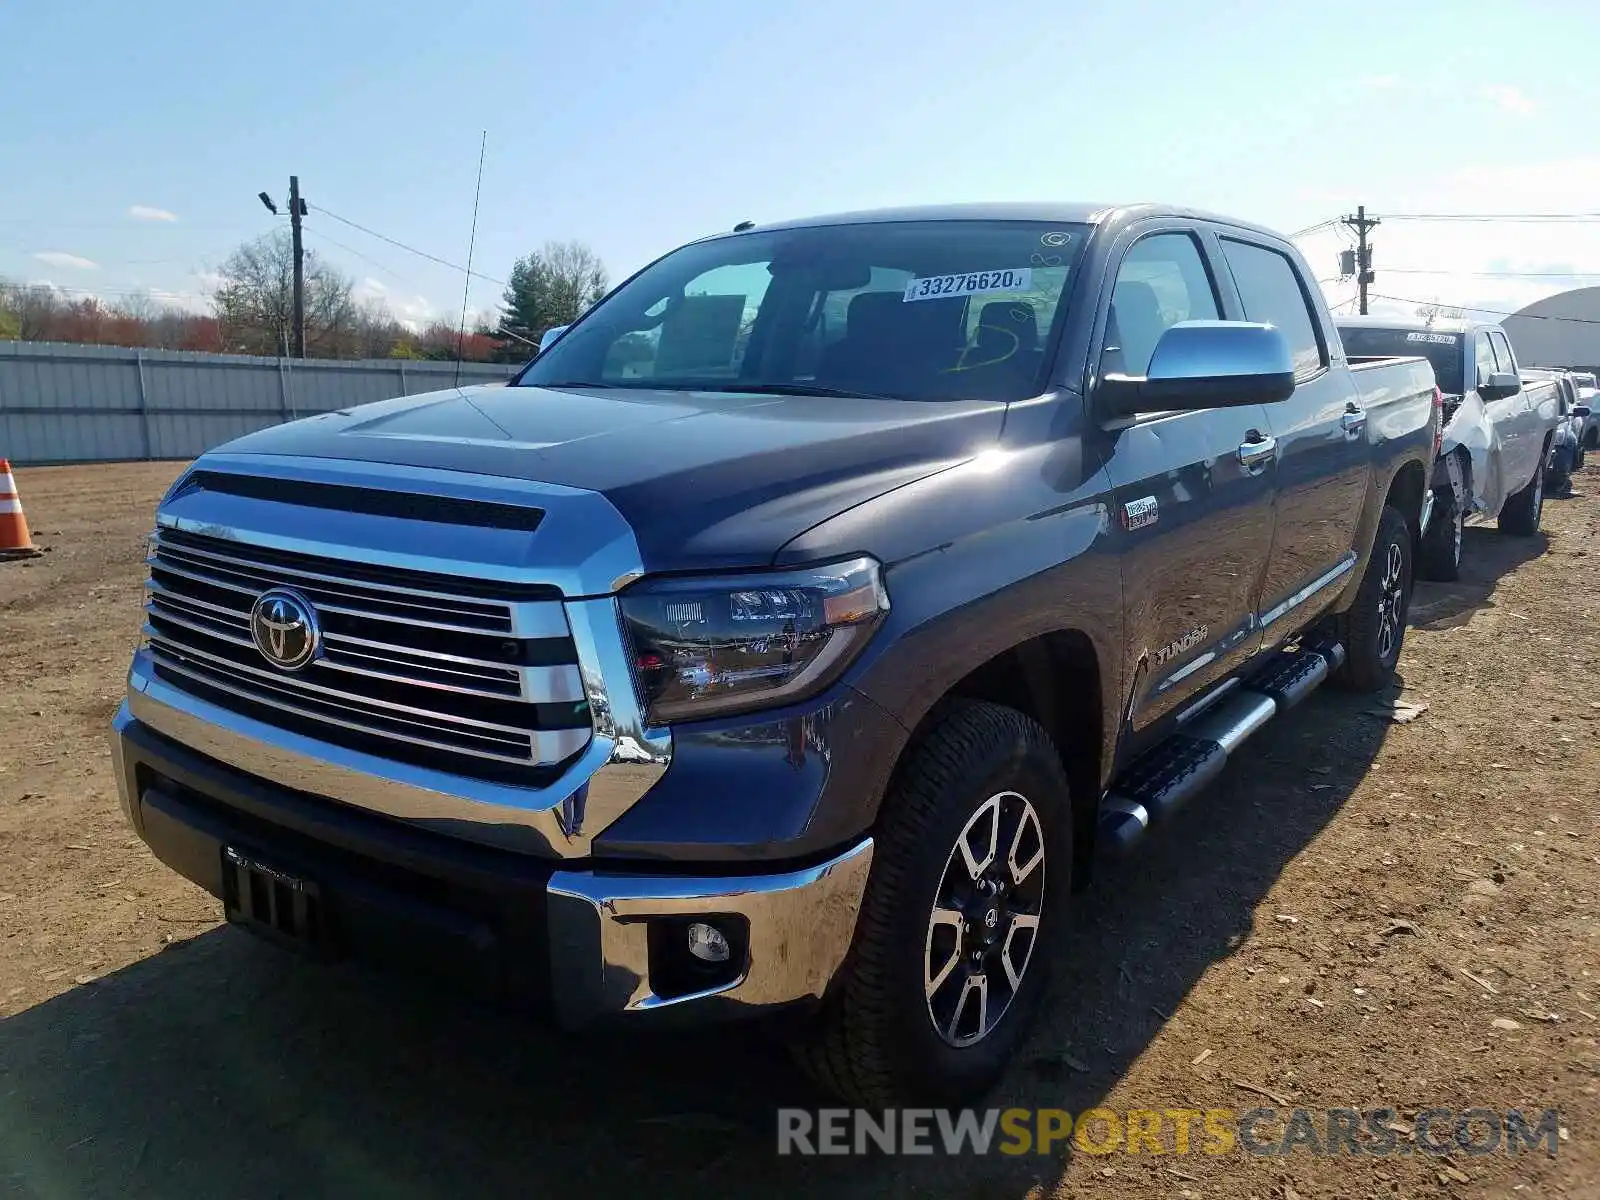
[711, 381, 910, 402]
[522, 379, 916, 401]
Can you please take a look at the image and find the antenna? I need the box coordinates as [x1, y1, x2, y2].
[454, 130, 488, 390]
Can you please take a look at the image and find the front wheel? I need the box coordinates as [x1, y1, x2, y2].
[1335, 504, 1413, 692]
[790, 701, 1073, 1106]
[1498, 456, 1546, 536]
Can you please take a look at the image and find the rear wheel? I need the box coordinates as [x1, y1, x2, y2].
[790, 701, 1072, 1106]
[1417, 487, 1462, 581]
[1498, 455, 1545, 536]
[1335, 504, 1413, 692]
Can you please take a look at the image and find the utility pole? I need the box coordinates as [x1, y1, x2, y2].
[1341, 204, 1379, 315]
[288, 175, 306, 358]
[258, 179, 308, 357]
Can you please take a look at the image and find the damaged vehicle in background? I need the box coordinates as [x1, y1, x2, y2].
[1338, 317, 1562, 580]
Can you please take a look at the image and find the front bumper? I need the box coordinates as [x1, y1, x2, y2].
[112, 704, 873, 1025]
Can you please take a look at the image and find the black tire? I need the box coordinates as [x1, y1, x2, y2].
[1498, 455, 1545, 536]
[1417, 487, 1462, 582]
[1584, 424, 1599, 451]
[1335, 504, 1413, 693]
[790, 701, 1073, 1106]
[1547, 450, 1572, 498]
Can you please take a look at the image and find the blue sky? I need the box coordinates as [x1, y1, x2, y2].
[4, 0, 1597, 329]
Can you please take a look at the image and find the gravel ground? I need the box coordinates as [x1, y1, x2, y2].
[1, 459, 1597, 1199]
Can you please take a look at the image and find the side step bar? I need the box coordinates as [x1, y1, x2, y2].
[1099, 642, 1345, 855]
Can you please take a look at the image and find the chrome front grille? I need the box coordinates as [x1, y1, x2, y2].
[143, 527, 592, 782]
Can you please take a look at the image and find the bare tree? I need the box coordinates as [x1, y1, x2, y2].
[3, 283, 63, 341]
[212, 231, 357, 357]
[116, 291, 160, 324]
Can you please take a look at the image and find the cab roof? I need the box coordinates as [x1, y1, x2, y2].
[712, 202, 1293, 243]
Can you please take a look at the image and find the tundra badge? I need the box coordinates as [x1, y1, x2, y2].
[1122, 496, 1159, 531]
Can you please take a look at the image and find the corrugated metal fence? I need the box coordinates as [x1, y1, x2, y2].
[0, 341, 519, 465]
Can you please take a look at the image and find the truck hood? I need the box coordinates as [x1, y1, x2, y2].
[219, 383, 1005, 571]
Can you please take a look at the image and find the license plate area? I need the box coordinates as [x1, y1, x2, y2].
[222, 845, 333, 957]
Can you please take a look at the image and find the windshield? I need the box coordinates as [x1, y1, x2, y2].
[516, 220, 1090, 402]
[1338, 326, 1464, 394]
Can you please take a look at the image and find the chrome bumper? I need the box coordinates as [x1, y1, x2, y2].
[112, 700, 874, 1025]
[547, 839, 874, 1025]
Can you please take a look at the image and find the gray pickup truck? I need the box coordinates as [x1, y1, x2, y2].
[1338, 316, 1561, 579]
[113, 203, 1438, 1104]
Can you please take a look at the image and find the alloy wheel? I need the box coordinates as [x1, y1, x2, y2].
[1376, 541, 1406, 661]
[924, 790, 1046, 1048]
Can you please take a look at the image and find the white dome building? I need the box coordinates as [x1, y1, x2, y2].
[1503, 288, 1600, 372]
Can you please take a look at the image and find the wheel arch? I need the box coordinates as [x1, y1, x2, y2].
[889, 630, 1106, 890]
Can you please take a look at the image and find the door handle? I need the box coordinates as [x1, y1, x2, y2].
[1341, 407, 1367, 438]
[1237, 434, 1276, 471]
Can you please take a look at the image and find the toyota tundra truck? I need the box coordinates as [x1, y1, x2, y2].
[112, 203, 1438, 1105]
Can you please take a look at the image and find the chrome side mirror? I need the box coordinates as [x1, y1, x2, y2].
[1100, 321, 1296, 416]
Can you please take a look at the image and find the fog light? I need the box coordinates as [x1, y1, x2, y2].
[687, 921, 731, 963]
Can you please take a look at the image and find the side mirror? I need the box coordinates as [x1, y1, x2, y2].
[1575, 405, 1592, 418]
[1479, 371, 1522, 401]
[1099, 321, 1296, 417]
[538, 325, 570, 354]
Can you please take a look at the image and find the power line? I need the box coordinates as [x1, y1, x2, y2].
[7, 282, 208, 299]
[303, 228, 418, 287]
[1381, 212, 1600, 223]
[1367, 292, 1600, 327]
[1380, 266, 1600, 279]
[1289, 218, 1340, 238]
[309, 204, 507, 287]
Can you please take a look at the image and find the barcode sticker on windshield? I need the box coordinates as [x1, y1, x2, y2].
[903, 268, 1032, 303]
[1406, 331, 1456, 344]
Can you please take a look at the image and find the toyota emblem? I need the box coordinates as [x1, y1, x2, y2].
[249, 588, 320, 671]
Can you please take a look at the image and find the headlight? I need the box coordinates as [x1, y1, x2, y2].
[619, 556, 889, 724]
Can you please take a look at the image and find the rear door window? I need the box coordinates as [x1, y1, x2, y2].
[1218, 238, 1326, 380]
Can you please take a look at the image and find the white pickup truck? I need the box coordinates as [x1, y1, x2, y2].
[1338, 317, 1561, 580]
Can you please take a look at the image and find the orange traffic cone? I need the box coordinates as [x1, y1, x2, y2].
[0, 459, 42, 559]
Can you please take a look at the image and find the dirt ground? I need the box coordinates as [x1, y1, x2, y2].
[1, 460, 1597, 1200]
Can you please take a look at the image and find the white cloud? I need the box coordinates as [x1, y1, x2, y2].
[128, 205, 178, 222]
[191, 270, 225, 293]
[389, 293, 437, 331]
[1358, 74, 1399, 90]
[147, 287, 210, 315]
[1482, 85, 1536, 116]
[32, 251, 98, 270]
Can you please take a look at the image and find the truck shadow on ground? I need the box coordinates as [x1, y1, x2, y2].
[0, 692, 1397, 1200]
[1408, 528, 1551, 632]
